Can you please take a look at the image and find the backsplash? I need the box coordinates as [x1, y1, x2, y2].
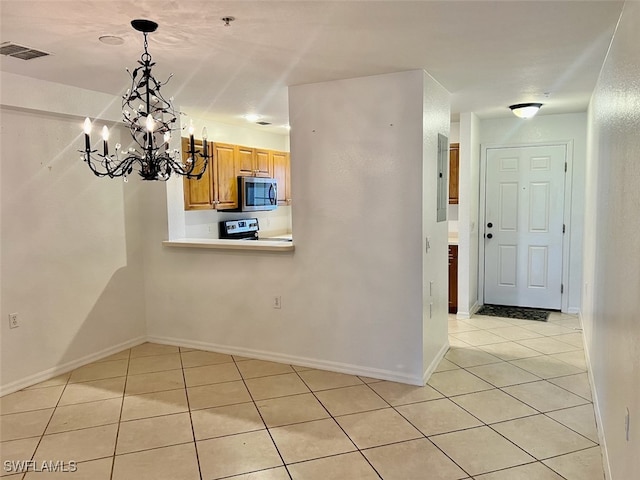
[185, 206, 292, 238]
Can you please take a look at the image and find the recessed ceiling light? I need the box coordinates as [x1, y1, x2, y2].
[244, 114, 261, 122]
[99, 35, 125, 46]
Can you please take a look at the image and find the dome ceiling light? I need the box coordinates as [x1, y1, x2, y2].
[509, 103, 543, 119]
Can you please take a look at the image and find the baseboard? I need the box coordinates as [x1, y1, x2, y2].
[147, 335, 424, 386]
[579, 311, 612, 480]
[422, 341, 450, 385]
[567, 306, 580, 315]
[456, 300, 480, 320]
[0, 336, 146, 397]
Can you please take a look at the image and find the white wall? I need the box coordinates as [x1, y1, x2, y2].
[0, 74, 146, 394]
[449, 122, 460, 144]
[421, 72, 452, 377]
[583, 2, 640, 478]
[478, 113, 587, 313]
[143, 70, 449, 384]
[457, 113, 481, 317]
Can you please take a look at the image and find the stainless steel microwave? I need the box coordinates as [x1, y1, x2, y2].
[237, 176, 278, 211]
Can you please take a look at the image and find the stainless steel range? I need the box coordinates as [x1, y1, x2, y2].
[218, 218, 259, 240]
[218, 218, 293, 242]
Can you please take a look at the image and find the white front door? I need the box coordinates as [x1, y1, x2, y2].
[484, 145, 566, 309]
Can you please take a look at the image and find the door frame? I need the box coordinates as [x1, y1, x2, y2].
[478, 140, 575, 313]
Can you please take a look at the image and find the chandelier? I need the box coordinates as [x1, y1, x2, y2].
[81, 19, 208, 181]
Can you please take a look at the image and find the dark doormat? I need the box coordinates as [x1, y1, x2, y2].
[476, 304, 552, 322]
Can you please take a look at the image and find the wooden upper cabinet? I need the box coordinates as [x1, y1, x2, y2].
[182, 137, 214, 210]
[254, 149, 272, 177]
[236, 145, 255, 177]
[212, 143, 237, 210]
[182, 140, 288, 211]
[237, 146, 273, 177]
[449, 143, 459, 205]
[272, 151, 291, 206]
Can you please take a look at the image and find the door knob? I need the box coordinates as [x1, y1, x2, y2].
[487, 222, 493, 228]
[487, 233, 493, 239]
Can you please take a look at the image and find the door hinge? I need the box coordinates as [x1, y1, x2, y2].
[564, 162, 567, 172]
[563, 224, 566, 234]
[561, 284, 564, 294]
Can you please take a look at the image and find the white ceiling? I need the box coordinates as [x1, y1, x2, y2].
[0, 1, 624, 134]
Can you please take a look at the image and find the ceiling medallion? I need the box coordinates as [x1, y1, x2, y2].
[81, 19, 209, 181]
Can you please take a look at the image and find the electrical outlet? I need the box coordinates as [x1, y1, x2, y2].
[8, 313, 19, 329]
[273, 296, 282, 309]
[625, 407, 630, 441]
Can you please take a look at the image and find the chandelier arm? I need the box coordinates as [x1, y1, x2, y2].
[82, 148, 208, 180]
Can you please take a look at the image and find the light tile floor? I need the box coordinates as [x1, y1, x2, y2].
[0, 312, 604, 479]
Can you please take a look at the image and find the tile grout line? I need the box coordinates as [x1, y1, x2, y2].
[290, 370, 383, 479]
[178, 349, 204, 480]
[232, 358, 294, 480]
[360, 377, 476, 479]
[431, 325, 593, 477]
[546, 378, 594, 402]
[447, 323, 597, 478]
[539, 411, 601, 446]
[21, 371, 71, 479]
[109, 346, 132, 480]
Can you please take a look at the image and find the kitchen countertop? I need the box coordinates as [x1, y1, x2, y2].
[448, 233, 459, 245]
[163, 238, 295, 252]
[262, 233, 293, 241]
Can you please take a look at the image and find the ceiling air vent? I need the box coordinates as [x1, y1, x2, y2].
[0, 42, 50, 60]
[256, 121, 272, 126]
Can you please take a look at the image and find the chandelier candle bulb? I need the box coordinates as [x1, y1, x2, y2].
[101, 126, 109, 156]
[189, 120, 195, 155]
[202, 127, 208, 153]
[145, 114, 155, 132]
[83, 117, 92, 150]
